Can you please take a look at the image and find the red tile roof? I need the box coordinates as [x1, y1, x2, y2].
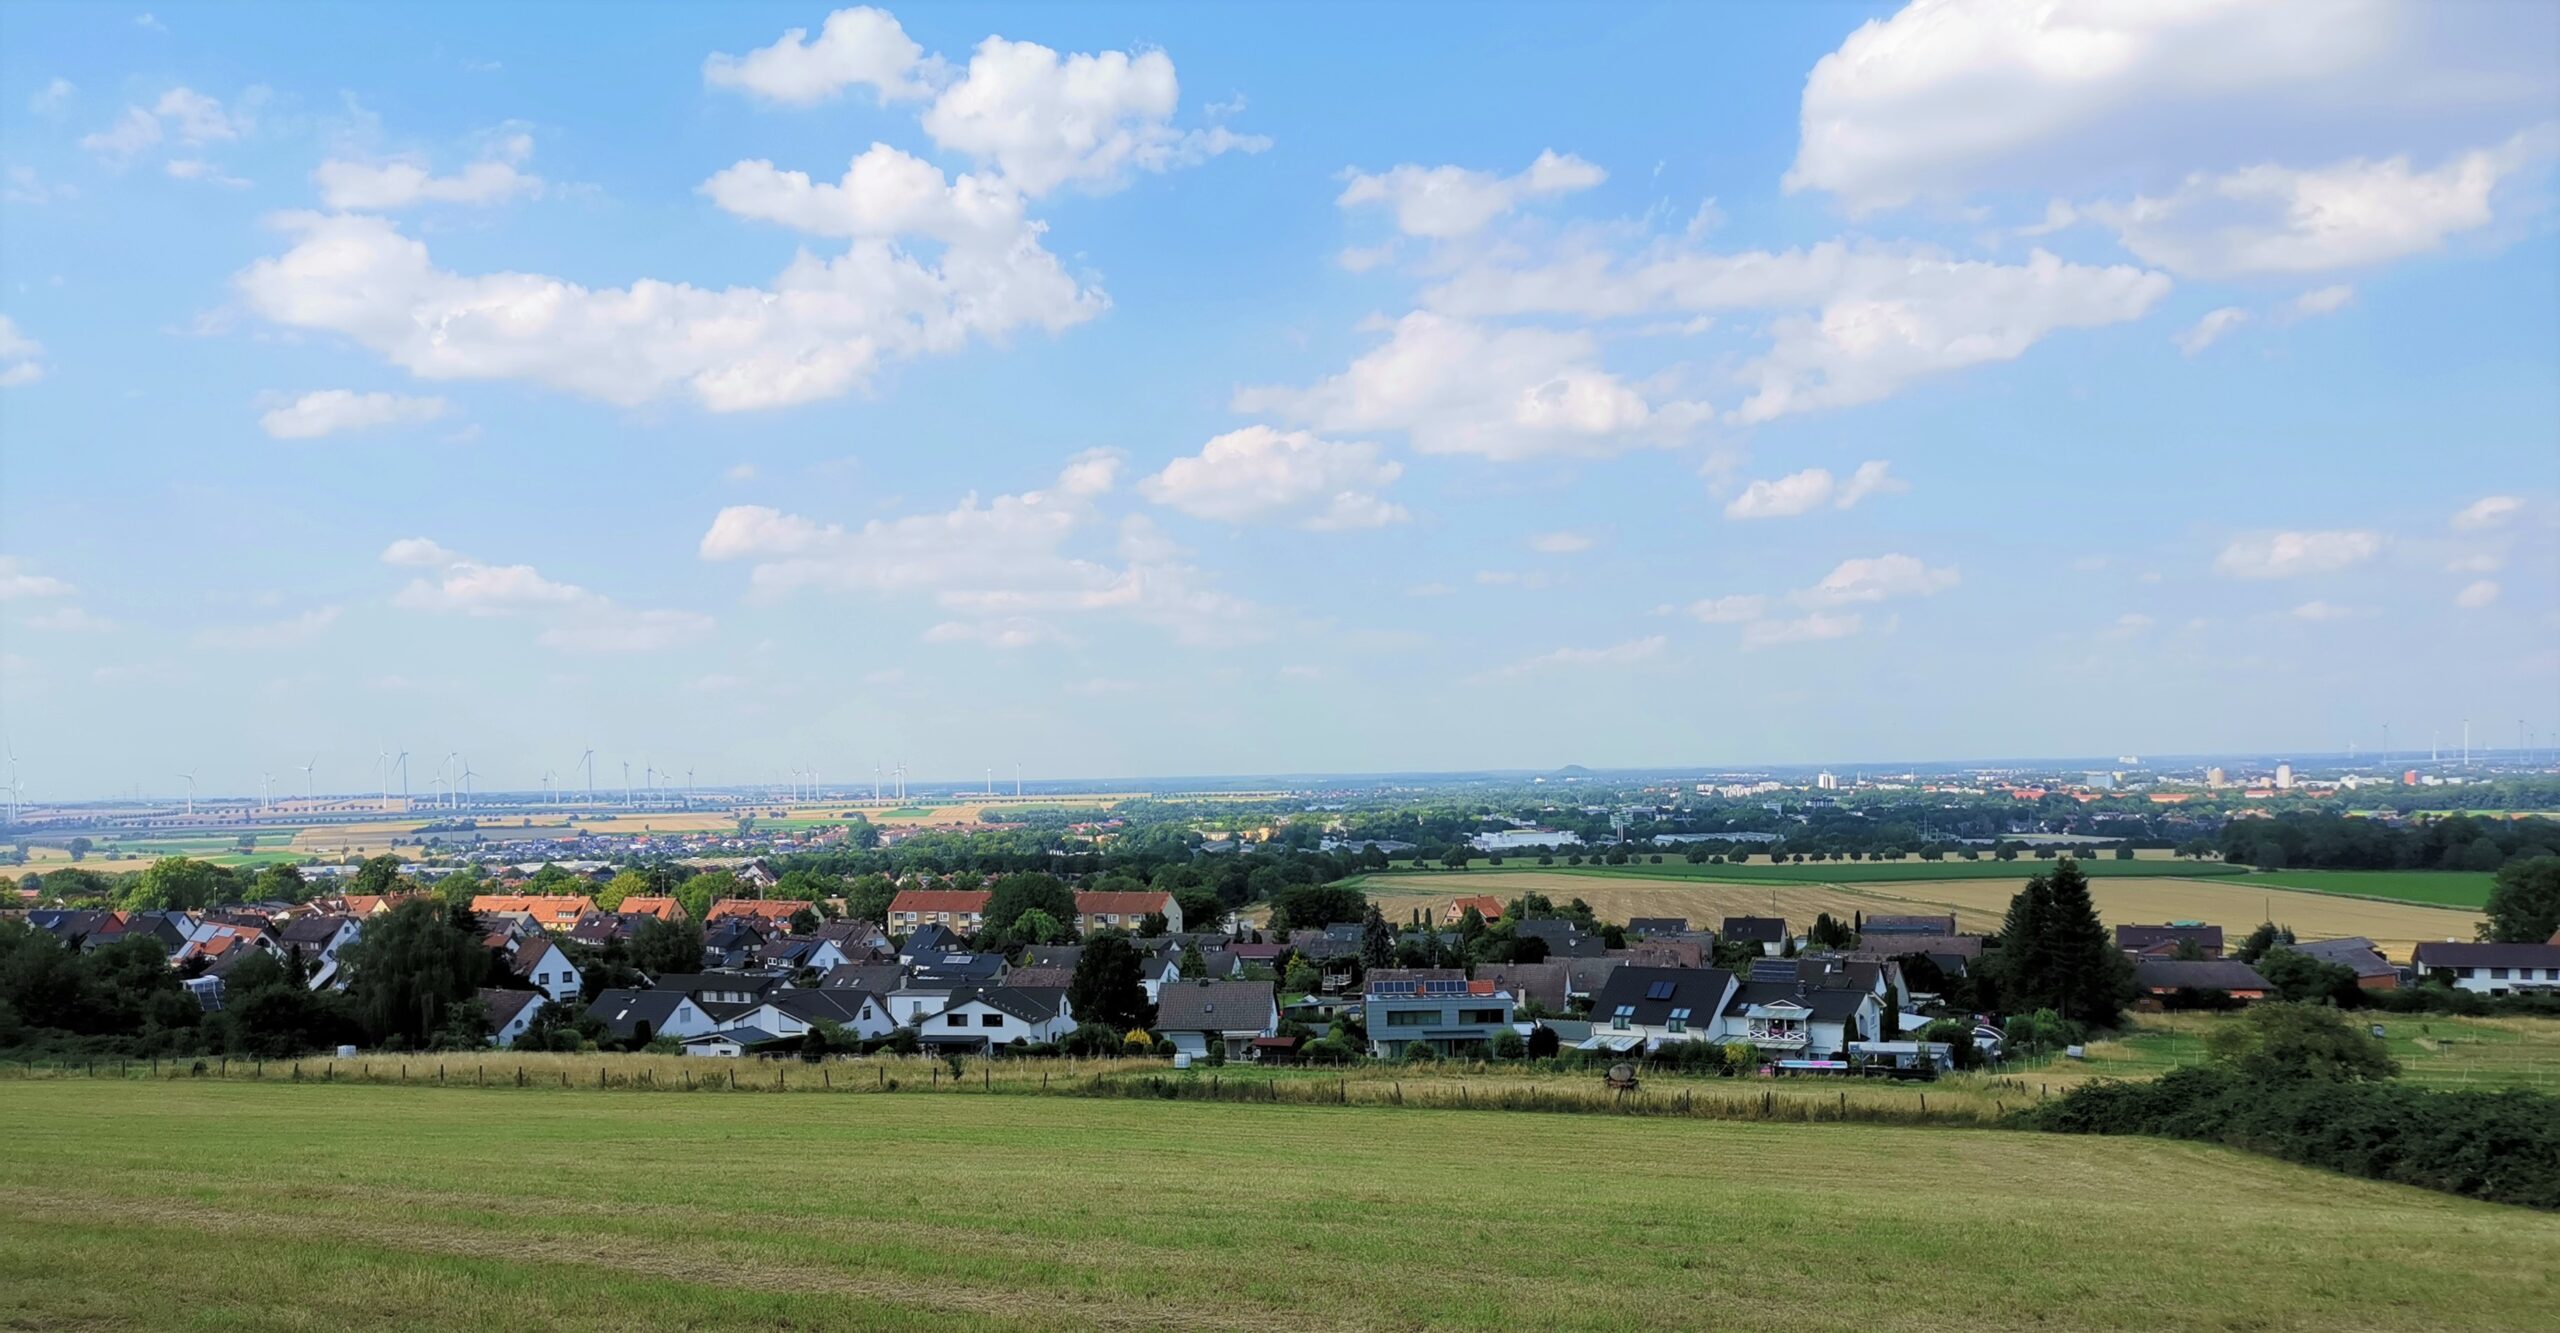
[1074, 891, 1171, 917]
[706, 899, 814, 922]
[887, 889, 992, 916]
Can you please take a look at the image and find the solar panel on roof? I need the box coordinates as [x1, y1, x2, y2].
[1644, 979, 1677, 1000]
[1749, 959, 1797, 982]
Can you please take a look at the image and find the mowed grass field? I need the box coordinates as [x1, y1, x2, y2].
[2, 1081, 2552, 1332]
[2040, 1013, 2560, 1094]
[1348, 869, 2484, 957]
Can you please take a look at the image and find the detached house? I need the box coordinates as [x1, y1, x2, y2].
[275, 914, 362, 989]
[1722, 917, 1789, 956]
[2410, 941, 2560, 996]
[706, 899, 813, 928]
[483, 989, 547, 1048]
[2117, 923, 2225, 958]
[469, 895, 594, 931]
[923, 987, 1075, 1050]
[1155, 980, 1279, 1061]
[584, 988, 718, 1043]
[1365, 970, 1516, 1059]
[501, 936, 583, 1004]
[1726, 980, 1882, 1060]
[1589, 966, 1740, 1052]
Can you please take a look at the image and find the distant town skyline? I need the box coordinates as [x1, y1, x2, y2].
[3, 2, 2556, 800]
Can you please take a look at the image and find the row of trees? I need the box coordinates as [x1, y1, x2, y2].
[2220, 811, 2557, 873]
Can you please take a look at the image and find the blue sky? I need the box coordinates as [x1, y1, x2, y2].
[2, 1, 2556, 800]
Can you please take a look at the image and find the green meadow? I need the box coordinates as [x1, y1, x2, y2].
[2, 1079, 2552, 1331]
[2225, 869, 2498, 909]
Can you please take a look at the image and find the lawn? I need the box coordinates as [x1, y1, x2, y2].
[2, 1080, 2552, 1331]
[2225, 869, 2497, 910]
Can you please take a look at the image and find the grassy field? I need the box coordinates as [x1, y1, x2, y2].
[2, 1080, 2552, 1331]
[1346, 870, 2485, 957]
[2037, 1013, 2560, 1094]
[1403, 857, 2251, 884]
[2226, 869, 2498, 909]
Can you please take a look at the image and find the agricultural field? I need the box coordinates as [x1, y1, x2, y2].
[2039, 1013, 2560, 1094]
[2223, 869, 2498, 910]
[1422, 857, 2252, 884]
[1346, 869, 2485, 957]
[3, 1079, 2552, 1331]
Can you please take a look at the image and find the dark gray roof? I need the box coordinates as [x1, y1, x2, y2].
[479, 987, 544, 1031]
[1626, 917, 1689, 936]
[821, 963, 908, 993]
[2410, 941, 2560, 969]
[1021, 944, 1085, 970]
[1730, 980, 1874, 1023]
[2289, 938, 2395, 978]
[584, 988, 696, 1039]
[1722, 916, 1786, 943]
[770, 989, 878, 1025]
[2134, 959, 2271, 991]
[1154, 980, 1277, 1033]
[1861, 915, 1956, 935]
[1473, 962, 1570, 1010]
[1589, 966, 1735, 1028]
[947, 986, 1067, 1024]
[278, 914, 354, 945]
[646, 971, 784, 1000]
[2117, 923, 2225, 953]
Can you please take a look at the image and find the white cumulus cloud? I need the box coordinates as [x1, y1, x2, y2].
[381, 539, 710, 651]
[2214, 530, 2384, 578]
[1337, 149, 1605, 239]
[2451, 495, 2522, 530]
[1137, 426, 1407, 530]
[259, 389, 450, 440]
[1725, 460, 1906, 518]
[2455, 579, 2501, 609]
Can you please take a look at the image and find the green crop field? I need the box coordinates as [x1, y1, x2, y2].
[0, 1081, 2550, 1331]
[2037, 1014, 2560, 1094]
[2222, 869, 2498, 909]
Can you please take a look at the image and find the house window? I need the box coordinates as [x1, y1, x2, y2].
[1668, 1007, 1691, 1034]
[1385, 1009, 1439, 1027]
[981, 1014, 1004, 1027]
[1611, 1004, 1634, 1031]
[1460, 1008, 1505, 1025]
[2492, 968, 2510, 980]
[945, 1013, 967, 1028]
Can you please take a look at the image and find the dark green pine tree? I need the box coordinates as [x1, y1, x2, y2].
[1993, 873, 2055, 1012]
[2042, 858, 2131, 1027]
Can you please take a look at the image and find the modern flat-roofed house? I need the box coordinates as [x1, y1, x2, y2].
[1156, 980, 1280, 1061]
[2291, 937, 2400, 990]
[2410, 941, 2560, 996]
[1364, 970, 1514, 1059]
[2117, 923, 2225, 958]
[1721, 917, 1788, 956]
[2133, 958, 2270, 1003]
[1073, 891, 1181, 936]
[1588, 966, 1739, 1052]
[888, 890, 992, 936]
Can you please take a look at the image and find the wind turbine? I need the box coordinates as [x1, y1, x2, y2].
[579, 749, 596, 805]
[377, 749, 392, 807]
[685, 767, 694, 807]
[260, 771, 273, 808]
[4, 744, 18, 826]
[441, 752, 460, 809]
[300, 754, 317, 801]
[873, 763, 882, 801]
[622, 760, 632, 805]
[394, 751, 409, 800]
[460, 755, 477, 805]
[178, 772, 196, 816]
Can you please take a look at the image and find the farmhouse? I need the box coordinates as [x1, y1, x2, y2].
[2133, 959, 2271, 1002]
[2409, 941, 2560, 996]
[2118, 923, 2225, 958]
[2291, 937, 2400, 990]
